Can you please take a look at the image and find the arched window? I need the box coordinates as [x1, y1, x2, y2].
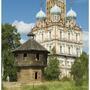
[60, 31, 62, 40]
[42, 33, 43, 41]
[76, 48, 80, 56]
[76, 33, 80, 41]
[76, 33, 78, 41]
[49, 45, 51, 51]
[55, 15, 57, 20]
[78, 33, 80, 42]
[68, 32, 70, 40]
[68, 47, 70, 55]
[49, 31, 51, 40]
[60, 46, 62, 54]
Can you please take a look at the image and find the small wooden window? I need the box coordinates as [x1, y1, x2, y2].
[23, 53, 27, 57]
[36, 54, 39, 60]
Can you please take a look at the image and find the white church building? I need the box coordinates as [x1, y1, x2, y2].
[28, 0, 83, 78]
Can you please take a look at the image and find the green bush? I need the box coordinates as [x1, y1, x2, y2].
[71, 52, 88, 86]
[44, 56, 60, 80]
[2, 24, 21, 81]
[61, 76, 71, 81]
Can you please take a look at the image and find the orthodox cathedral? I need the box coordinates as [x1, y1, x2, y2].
[28, 0, 83, 78]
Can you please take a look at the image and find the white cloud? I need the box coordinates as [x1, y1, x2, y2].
[12, 20, 35, 35]
[20, 39, 26, 44]
[83, 31, 89, 53]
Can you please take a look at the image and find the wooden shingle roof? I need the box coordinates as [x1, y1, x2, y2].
[13, 39, 49, 53]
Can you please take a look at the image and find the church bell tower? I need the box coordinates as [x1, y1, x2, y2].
[46, 0, 66, 24]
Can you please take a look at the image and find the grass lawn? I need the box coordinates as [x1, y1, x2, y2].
[21, 81, 88, 90]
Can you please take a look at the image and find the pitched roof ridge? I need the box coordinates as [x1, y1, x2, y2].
[13, 38, 49, 52]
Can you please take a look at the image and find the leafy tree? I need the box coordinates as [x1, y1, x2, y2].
[44, 56, 60, 80]
[71, 52, 88, 86]
[2, 24, 21, 81]
[80, 52, 88, 80]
